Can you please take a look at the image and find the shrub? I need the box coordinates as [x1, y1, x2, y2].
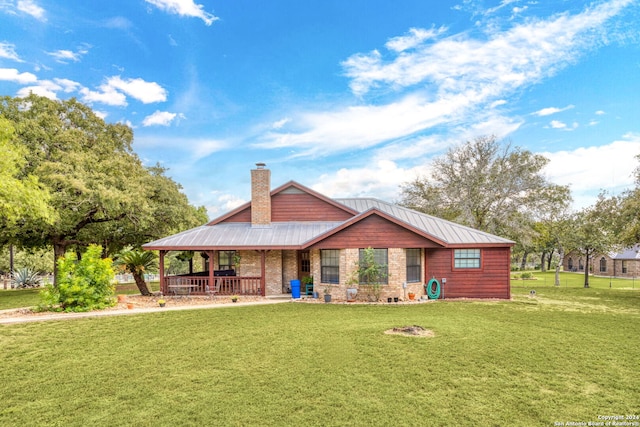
[40, 245, 116, 312]
[12, 267, 42, 288]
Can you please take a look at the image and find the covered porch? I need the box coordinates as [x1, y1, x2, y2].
[158, 249, 268, 297]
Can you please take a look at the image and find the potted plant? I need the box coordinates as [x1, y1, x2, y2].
[301, 275, 314, 296]
[231, 295, 239, 303]
[158, 299, 166, 307]
[408, 292, 415, 301]
[323, 284, 333, 303]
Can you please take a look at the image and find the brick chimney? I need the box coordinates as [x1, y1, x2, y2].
[251, 162, 271, 228]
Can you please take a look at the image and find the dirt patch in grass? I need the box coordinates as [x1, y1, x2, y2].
[385, 325, 435, 338]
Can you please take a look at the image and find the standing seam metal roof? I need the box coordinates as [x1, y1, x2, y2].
[143, 197, 514, 249]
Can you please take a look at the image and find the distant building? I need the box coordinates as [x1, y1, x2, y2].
[563, 244, 640, 278]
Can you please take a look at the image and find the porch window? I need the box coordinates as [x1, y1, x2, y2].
[454, 249, 481, 269]
[599, 257, 607, 273]
[358, 248, 388, 285]
[406, 249, 421, 283]
[218, 250, 237, 270]
[321, 249, 340, 284]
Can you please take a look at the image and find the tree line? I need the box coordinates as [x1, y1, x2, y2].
[2, 95, 638, 290]
[0, 94, 207, 283]
[400, 135, 640, 288]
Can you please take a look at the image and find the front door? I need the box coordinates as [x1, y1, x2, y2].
[298, 250, 311, 293]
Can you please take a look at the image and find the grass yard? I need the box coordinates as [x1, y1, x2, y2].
[0, 287, 638, 426]
[512, 270, 639, 289]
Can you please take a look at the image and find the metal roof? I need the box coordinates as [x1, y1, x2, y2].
[335, 198, 514, 245]
[143, 196, 513, 250]
[610, 244, 640, 260]
[143, 221, 343, 249]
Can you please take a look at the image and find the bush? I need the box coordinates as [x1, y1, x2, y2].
[40, 245, 116, 312]
[12, 267, 42, 288]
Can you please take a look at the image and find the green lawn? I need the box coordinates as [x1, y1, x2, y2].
[0, 282, 160, 310]
[1, 287, 638, 426]
[512, 270, 639, 289]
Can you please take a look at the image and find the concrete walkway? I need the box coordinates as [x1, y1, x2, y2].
[0, 298, 292, 325]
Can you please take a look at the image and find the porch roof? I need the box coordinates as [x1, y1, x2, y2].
[142, 221, 343, 250]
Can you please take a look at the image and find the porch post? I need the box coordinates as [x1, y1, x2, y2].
[260, 250, 266, 297]
[159, 250, 166, 295]
[208, 250, 215, 293]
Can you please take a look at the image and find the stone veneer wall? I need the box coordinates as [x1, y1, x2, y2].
[236, 250, 282, 296]
[315, 248, 424, 302]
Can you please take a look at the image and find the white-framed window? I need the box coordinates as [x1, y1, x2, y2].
[406, 249, 421, 283]
[454, 249, 481, 269]
[321, 249, 340, 284]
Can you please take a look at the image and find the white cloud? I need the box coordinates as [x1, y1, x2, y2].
[53, 78, 82, 93]
[542, 135, 640, 208]
[311, 160, 418, 201]
[142, 110, 184, 127]
[0, 42, 22, 62]
[385, 27, 447, 52]
[145, 0, 219, 26]
[17, 0, 45, 21]
[549, 120, 578, 131]
[80, 85, 128, 106]
[16, 85, 57, 99]
[106, 76, 167, 104]
[0, 68, 37, 84]
[46, 45, 90, 64]
[595, 110, 606, 115]
[94, 110, 108, 120]
[257, 1, 633, 162]
[342, 0, 633, 97]
[272, 118, 290, 129]
[533, 104, 575, 116]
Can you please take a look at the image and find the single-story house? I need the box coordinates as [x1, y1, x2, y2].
[143, 163, 515, 301]
[563, 245, 640, 278]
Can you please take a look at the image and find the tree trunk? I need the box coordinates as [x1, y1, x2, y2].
[547, 249, 554, 271]
[53, 240, 67, 287]
[133, 272, 151, 296]
[540, 253, 546, 272]
[555, 246, 564, 286]
[584, 250, 591, 288]
[520, 251, 528, 270]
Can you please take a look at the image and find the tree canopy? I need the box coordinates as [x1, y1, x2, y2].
[0, 94, 207, 280]
[400, 135, 572, 241]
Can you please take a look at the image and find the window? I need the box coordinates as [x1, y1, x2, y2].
[358, 248, 388, 285]
[599, 257, 607, 273]
[321, 250, 340, 284]
[568, 257, 574, 271]
[406, 249, 421, 283]
[218, 250, 236, 270]
[454, 249, 481, 269]
[622, 261, 628, 274]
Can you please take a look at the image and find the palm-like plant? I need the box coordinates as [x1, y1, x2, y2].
[114, 249, 157, 296]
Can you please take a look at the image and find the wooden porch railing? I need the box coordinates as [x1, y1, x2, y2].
[163, 276, 262, 296]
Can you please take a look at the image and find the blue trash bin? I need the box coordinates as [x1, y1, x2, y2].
[290, 279, 301, 299]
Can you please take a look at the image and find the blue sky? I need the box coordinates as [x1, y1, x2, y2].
[1, 0, 639, 220]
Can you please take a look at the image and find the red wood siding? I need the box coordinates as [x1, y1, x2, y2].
[426, 247, 511, 299]
[224, 208, 251, 222]
[222, 193, 353, 223]
[311, 215, 442, 249]
[271, 193, 354, 222]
